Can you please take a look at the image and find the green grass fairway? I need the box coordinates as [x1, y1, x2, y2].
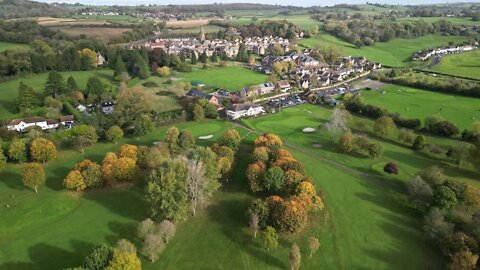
[361, 84, 480, 130]
[179, 65, 268, 92]
[429, 49, 480, 80]
[0, 42, 30, 52]
[0, 69, 115, 121]
[300, 32, 471, 67]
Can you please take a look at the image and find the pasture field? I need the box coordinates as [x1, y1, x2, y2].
[360, 84, 480, 130]
[396, 16, 480, 26]
[48, 26, 131, 39]
[165, 19, 210, 29]
[71, 14, 138, 22]
[300, 32, 471, 67]
[0, 69, 115, 121]
[428, 49, 480, 80]
[179, 65, 268, 92]
[0, 42, 30, 52]
[230, 14, 320, 31]
[169, 25, 225, 34]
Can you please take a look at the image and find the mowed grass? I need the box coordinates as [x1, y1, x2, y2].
[0, 120, 240, 269]
[0, 42, 30, 52]
[361, 84, 480, 130]
[300, 32, 472, 67]
[429, 49, 480, 80]
[0, 69, 115, 121]
[179, 65, 268, 92]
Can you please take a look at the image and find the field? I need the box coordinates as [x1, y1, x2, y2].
[169, 25, 225, 34]
[300, 32, 472, 67]
[231, 14, 320, 31]
[48, 26, 131, 39]
[0, 69, 116, 121]
[429, 49, 480, 80]
[165, 19, 210, 29]
[396, 16, 480, 26]
[0, 42, 30, 52]
[37, 17, 110, 26]
[360, 84, 480, 130]
[178, 65, 268, 92]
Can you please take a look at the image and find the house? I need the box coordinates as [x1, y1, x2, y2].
[60, 115, 75, 126]
[7, 117, 58, 132]
[75, 104, 87, 113]
[256, 83, 275, 95]
[186, 89, 219, 105]
[101, 102, 116, 114]
[276, 80, 291, 92]
[226, 103, 265, 120]
[97, 53, 106, 66]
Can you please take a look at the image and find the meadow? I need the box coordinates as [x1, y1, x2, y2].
[428, 49, 480, 80]
[0, 69, 115, 121]
[230, 14, 320, 31]
[300, 32, 472, 67]
[48, 26, 131, 39]
[396, 16, 480, 26]
[178, 65, 268, 92]
[0, 42, 30, 52]
[360, 84, 480, 130]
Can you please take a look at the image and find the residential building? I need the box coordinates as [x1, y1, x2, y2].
[226, 103, 265, 120]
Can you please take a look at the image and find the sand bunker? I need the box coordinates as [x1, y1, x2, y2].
[312, 144, 323, 148]
[198, 135, 214, 140]
[302, 127, 316, 133]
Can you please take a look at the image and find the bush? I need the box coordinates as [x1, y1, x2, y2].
[383, 162, 399, 174]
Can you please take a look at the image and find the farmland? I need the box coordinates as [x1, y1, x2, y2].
[360, 84, 480, 130]
[48, 26, 131, 39]
[178, 65, 268, 92]
[428, 49, 480, 80]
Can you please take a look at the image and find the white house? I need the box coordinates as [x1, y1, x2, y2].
[226, 103, 265, 120]
[7, 117, 59, 132]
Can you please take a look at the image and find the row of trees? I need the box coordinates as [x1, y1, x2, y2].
[3, 137, 57, 164]
[407, 166, 480, 269]
[246, 133, 324, 234]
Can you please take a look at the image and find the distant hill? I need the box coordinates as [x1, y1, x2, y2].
[0, 0, 75, 19]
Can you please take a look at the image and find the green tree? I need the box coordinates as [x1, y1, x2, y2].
[83, 243, 114, 270]
[146, 158, 189, 221]
[339, 130, 354, 153]
[114, 87, 154, 128]
[190, 51, 197, 64]
[367, 143, 382, 159]
[105, 249, 141, 270]
[133, 114, 154, 136]
[44, 71, 67, 97]
[179, 130, 195, 150]
[67, 76, 80, 93]
[263, 226, 279, 250]
[193, 104, 205, 122]
[165, 127, 180, 153]
[114, 56, 127, 78]
[263, 166, 285, 192]
[220, 129, 241, 150]
[199, 51, 208, 63]
[374, 116, 396, 138]
[17, 82, 38, 112]
[85, 76, 105, 97]
[8, 139, 27, 163]
[413, 135, 426, 150]
[106, 126, 124, 144]
[0, 151, 6, 173]
[22, 163, 45, 193]
[433, 186, 458, 211]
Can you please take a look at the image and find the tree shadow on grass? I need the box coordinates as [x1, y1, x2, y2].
[0, 170, 24, 190]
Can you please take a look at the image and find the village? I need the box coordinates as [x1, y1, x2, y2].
[412, 40, 478, 61]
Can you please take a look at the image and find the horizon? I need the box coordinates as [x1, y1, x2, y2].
[34, 0, 479, 8]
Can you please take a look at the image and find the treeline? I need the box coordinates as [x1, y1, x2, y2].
[0, 0, 73, 19]
[210, 20, 302, 39]
[324, 19, 471, 47]
[373, 70, 480, 98]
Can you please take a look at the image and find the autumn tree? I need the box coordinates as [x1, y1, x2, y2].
[106, 126, 124, 144]
[308, 237, 320, 257]
[462, 185, 480, 212]
[339, 130, 354, 153]
[374, 116, 396, 138]
[30, 138, 57, 163]
[114, 87, 154, 128]
[367, 143, 382, 159]
[0, 152, 6, 173]
[179, 130, 195, 150]
[263, 226, 279, 251]
[112, 157, 137, 182]
[165, 127, 180, 153]
[157, 66, 171, 77]
[221, 129, 241, 151]
[117, 144, 138, 161]
[193, 104, 205, 122]
[22, 163, 45, 193]
[79, 48, 98, 69]
[254, 133, 283, 150]
[272, 199, 308, 232]
[63, 170, 86, 191]
[252, 147, 270, 162]
[449, 249, 478, 270]
[105, 248, 141, 270]
[146, 158, 188, 221]
[289, 243, 301, 270]
[8, 139, 27, 163]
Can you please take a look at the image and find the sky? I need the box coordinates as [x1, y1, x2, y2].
[34, 0, 480, 7]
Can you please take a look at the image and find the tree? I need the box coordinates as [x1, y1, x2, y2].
[63, 170, 86, 191]
[106, 126, 124, 144]
[199, 51, 208, 63]
[185, 158, 206, 216]
[311, 25, 319, 35]
[423, 207, 453, 242]
[264, 166, 285, 192]
[383, 162, 398, 174]
[8, 139, 27, 163]
[22, 163, 45, 193]
[252, 147, 270, 162]
[418, 166, 447, 186]
[367, 143, 382, 159]
[308, 237, 320, 258]
[146, 158, 188, 221]
[165, 127, 180, 153]
[289, 243, 301, 270]
[72, 125, 99, 153]
[158, 220, 176, 243]
[83, 243, 114, 270]
[79, 48, 98, 70]
[111, 157, 137, 182]
[105, 249, 141, 270]
[193, 104, 205, 122]
[250, 212, 259, 238]
[85, 76, 105, 98]
[339, 130, 354, 153]
[374, 116, 396, 138]
[30, 138, 57, 163]
[114, 56, 127, 78]
[190, 51, 197, 64]
[157, 66, 171, 77]
[141, 233, 164, 262]
[446, 143, 470, 168]
[398, 128, 416, 144]
[323, 107, 351, 139]
[117, 144, 138, 161]
[114, 87, 154, 128]
[434, 186, 458, 211]
[462, 185, 480, 212]
[263, 226, 279, 250]
[116, 239, 136, 254]
[44, 71, 67, 97]
[246, 161, 267, 192]
[179, 130, 195, 150]
[220, 129, 241, 151]
[412, 135, 426, 150]
[80, 161, 103, 188]
[449, 250, 478, 270]
[17, 82, 37, 112]
[137, 218, 155, 240]
[272, 199, 308, 232]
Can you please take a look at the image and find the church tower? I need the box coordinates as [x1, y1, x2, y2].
[199, 27, 206, 42]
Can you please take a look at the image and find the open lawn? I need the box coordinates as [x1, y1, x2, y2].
[300, 32, 472, 67]
[361, 84, 480, 130]
[0, 42, 30, 52]
[178, 65, 268, 92]
[0, 69, 115, 121]
[429, 49, 480, 80]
